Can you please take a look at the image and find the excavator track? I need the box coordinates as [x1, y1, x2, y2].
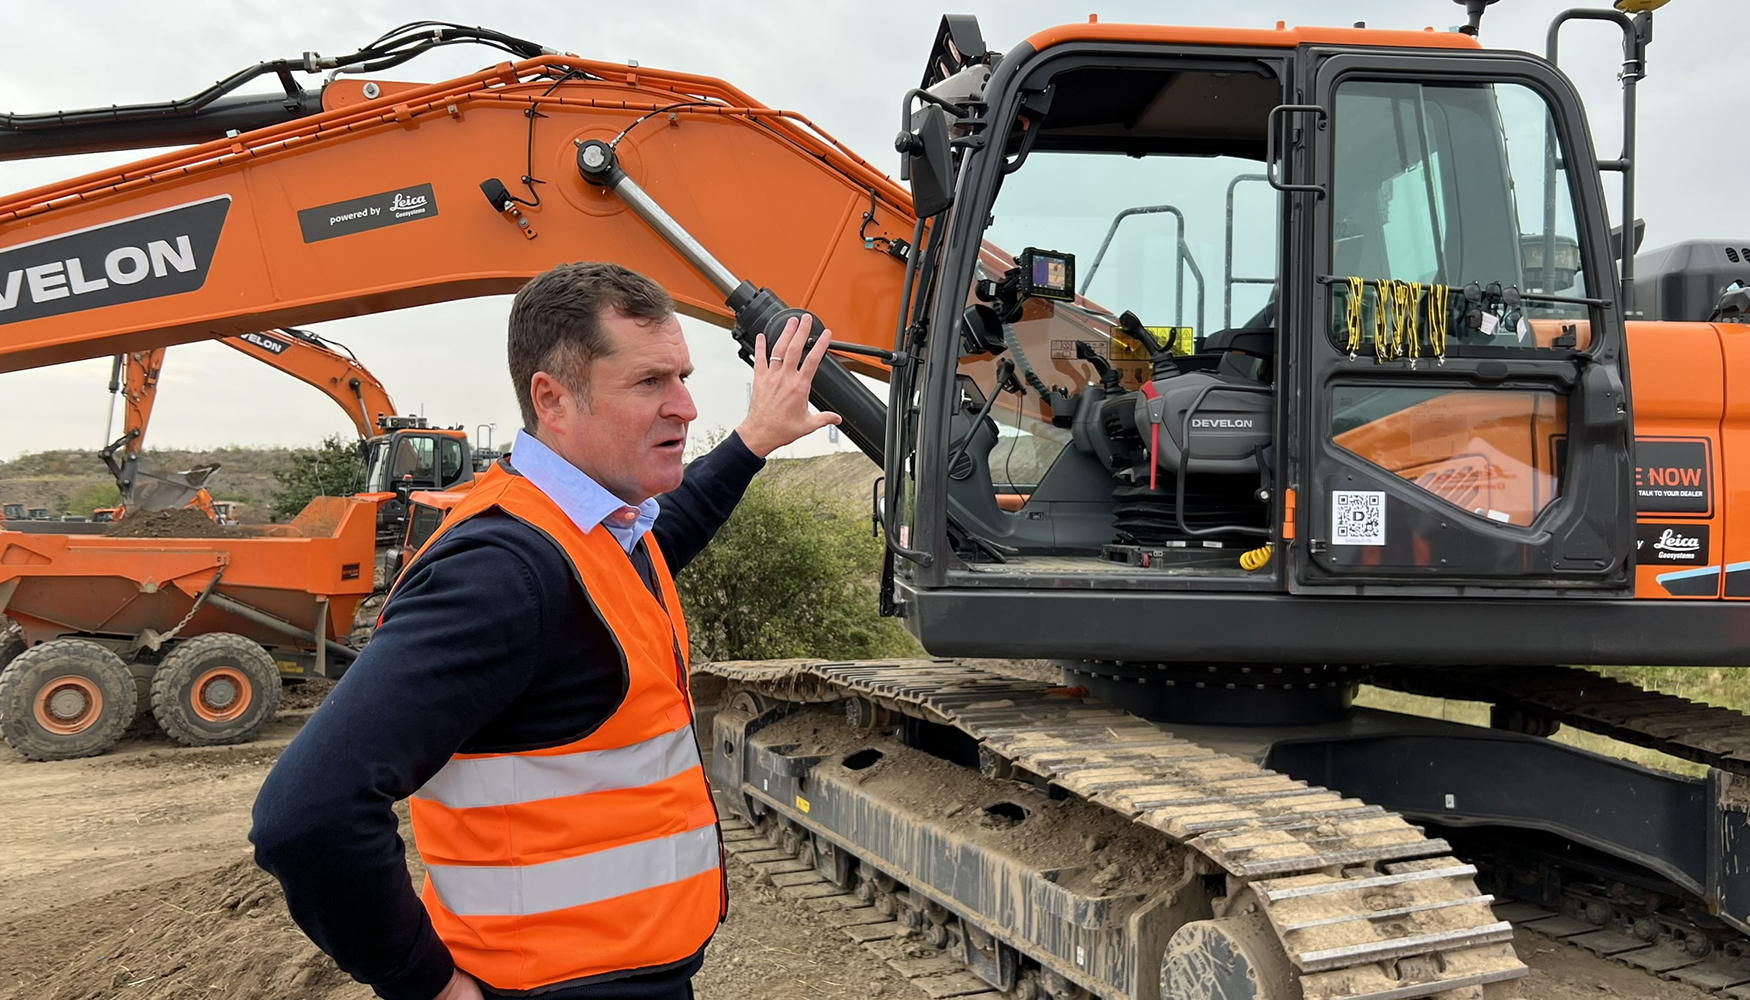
[1362, 664, 1750, 996]
[1370, 665, 1750, 778]
[699, 658, 1525, 1000]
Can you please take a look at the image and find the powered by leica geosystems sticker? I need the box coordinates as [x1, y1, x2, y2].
[298, 183, 438, 243]
[1636, 522, 1710, 564]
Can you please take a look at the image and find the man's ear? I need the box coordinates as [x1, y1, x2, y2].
[529, 371, 572, 428]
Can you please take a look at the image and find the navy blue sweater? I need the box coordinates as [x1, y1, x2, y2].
[250, 434, 765, 1000]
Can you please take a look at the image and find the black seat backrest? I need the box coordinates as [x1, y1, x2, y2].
[1202, 327, 1275, 357]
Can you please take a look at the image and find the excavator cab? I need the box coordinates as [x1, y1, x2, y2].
[884, 19, 1636, 666]
[0, 503, 23, 522]
[361, 416, 474, 542]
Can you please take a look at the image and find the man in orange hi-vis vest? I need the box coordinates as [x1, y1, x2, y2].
[251, 262, 843, 1000]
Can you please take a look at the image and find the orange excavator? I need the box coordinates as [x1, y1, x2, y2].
[6, 6, 1750, 997]
[97, 327, 480, 534]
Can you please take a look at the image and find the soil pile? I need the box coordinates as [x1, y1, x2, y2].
[105, 509, 232, 539]
[1, 861, 368, 1000]
[279, 679, 336, 712]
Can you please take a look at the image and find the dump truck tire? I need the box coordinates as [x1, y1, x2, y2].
[150, 633, 281, 747]
[0, 639, 136, 761]
[0, 621, 24, 672]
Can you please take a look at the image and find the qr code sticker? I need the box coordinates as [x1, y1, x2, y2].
[1332, 490, 1386, 546]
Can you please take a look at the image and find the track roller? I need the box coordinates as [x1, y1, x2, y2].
[1162, 913, 1296, 1000]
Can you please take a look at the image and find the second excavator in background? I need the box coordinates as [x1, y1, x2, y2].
[99, 326, 485, 535]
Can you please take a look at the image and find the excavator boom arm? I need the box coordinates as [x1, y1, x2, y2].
[219, 330, 396, 439]
[101, 329, 397, 494]
[0, 57, 917, 416]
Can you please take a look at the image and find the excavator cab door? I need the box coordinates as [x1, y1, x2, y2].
[1286, 49, 1634, 595]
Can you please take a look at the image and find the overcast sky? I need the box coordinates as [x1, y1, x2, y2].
[0, 0, 1743, 463]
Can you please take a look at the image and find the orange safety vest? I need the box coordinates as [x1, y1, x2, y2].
[397, 461, 724, 992]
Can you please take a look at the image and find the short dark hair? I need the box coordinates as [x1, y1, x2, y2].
[507, 262, 675, 431]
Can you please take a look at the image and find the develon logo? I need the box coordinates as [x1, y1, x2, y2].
[0, 196, 230, 326]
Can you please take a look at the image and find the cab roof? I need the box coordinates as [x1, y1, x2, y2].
[1025, 22, 1485, 55]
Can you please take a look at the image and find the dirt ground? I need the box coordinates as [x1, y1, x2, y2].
[0, 692, 1714, 1000]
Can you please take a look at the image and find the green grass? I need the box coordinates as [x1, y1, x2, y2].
[1356, 666, 1750, 779]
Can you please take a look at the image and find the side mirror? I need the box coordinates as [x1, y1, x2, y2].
[897, 105, 956, 218]
[1610, 219, 1646, 261]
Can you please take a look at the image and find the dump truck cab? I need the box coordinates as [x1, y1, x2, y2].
[1, 503, 23, 521]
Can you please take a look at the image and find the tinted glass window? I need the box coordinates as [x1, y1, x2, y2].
[439, 438, 465, 483]
[1329, 80, 1592, 356]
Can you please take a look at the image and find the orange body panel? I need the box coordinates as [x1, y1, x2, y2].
[1629, 320, 1739, 599]
[321, 79, 430, 113]
[0, 495, 377, 647]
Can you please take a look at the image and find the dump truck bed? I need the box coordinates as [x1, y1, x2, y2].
[0, 496, 376, 672]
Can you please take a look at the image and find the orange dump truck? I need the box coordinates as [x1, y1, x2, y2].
[0, 496, 375, 760]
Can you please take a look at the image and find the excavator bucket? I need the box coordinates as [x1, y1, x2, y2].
[128, 463, 221, 513]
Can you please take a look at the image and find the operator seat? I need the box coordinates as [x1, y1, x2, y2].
[1204, 328, 1275, 383]
[1205, 292, 1278, 383]
[392, 437, 432, 485]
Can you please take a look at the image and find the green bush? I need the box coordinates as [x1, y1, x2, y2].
[676, 480, 919, 662]
[272, 435, 365, 520]
[65, 481, 122, 515]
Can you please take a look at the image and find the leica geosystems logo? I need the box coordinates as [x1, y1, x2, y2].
[1635, 522, 1710, 564]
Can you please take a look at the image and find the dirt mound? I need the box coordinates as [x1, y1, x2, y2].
[105, 509, 232, 539]
[0, 861, 365, 1000]
[279, 679, 336, 712]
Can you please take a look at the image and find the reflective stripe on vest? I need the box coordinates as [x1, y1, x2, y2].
[415, 724, 700, 809]
[396, 462, 723, 992]
[427, 824, 719, 916]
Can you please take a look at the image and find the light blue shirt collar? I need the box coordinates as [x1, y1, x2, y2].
[508, 429, 659, 554]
